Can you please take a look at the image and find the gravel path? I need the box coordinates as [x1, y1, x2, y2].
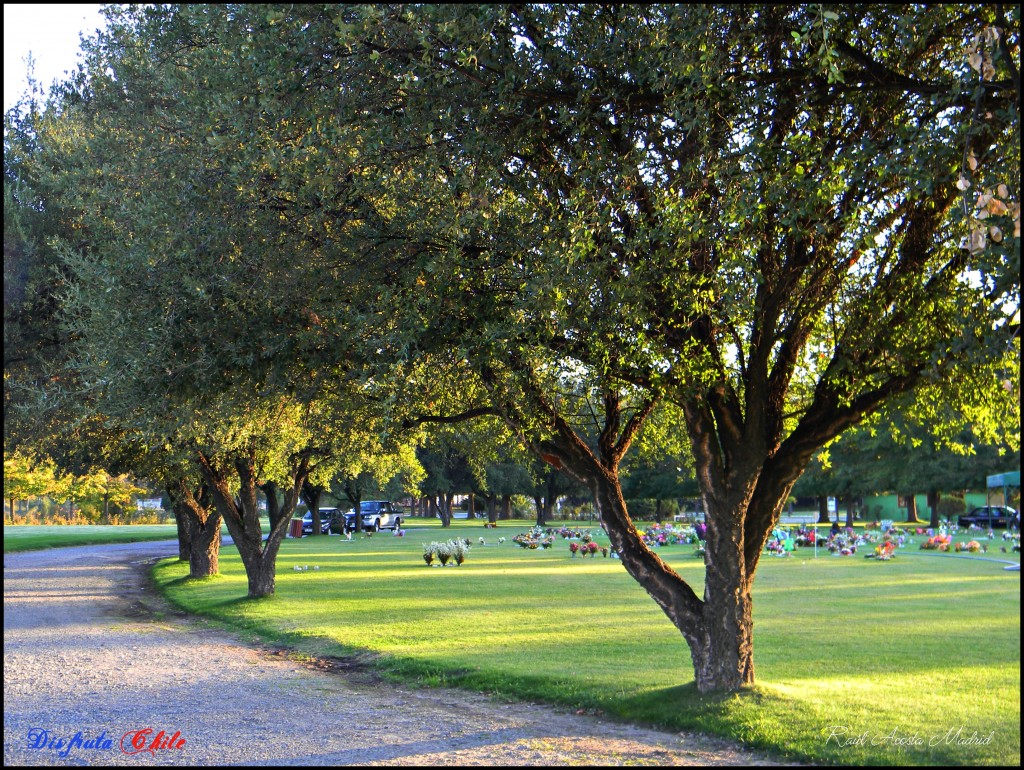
[3, 541, 785, 766]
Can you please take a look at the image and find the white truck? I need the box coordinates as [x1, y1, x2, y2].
[343, 501, 403, 532]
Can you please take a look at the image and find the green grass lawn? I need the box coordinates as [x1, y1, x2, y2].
[2, 518, 278, 553]
[3, 522, 181, 552]
[149, 521, 1020, 766]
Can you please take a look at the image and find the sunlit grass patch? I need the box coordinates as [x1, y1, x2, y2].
[3, 523, 180, 552]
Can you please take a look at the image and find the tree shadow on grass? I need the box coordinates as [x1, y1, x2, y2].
[613, 682, 778, 732]
[612, 682, 1008, 767]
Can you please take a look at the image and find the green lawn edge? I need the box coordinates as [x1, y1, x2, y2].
[3, 524, 181, 553]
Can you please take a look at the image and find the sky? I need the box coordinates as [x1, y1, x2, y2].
[4, 3, 106, 113]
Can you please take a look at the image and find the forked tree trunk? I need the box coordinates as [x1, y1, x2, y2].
[584, 469, 754, 691]
[197, 448, 310, 598]
[530, 400, 794, 695]
[168, 480, 222, 578]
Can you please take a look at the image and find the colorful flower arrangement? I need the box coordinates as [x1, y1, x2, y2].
[569, 541, 605, 557]
[826, 534, 857, 555]
[867, 541, 896, 560]
[920, 534, 952, 551]
[512, 528, 555, 549]
[639, 523, 698, 547]
[765, 538, 794, 556]
[793, 529, 818, 547]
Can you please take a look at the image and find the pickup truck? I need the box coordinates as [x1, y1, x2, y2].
[343, 501, 403, 532]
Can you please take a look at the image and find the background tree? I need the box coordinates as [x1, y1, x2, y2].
[3, 451, 61, 522]
[622, 402, 699, 522]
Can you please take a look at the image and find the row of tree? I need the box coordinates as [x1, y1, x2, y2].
[3, 452, 146, 524]
[4, 5, 1018, 693]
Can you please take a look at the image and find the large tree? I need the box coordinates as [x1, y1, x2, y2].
[310, 4, 1020, 693]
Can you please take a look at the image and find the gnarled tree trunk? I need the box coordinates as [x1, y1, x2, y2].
[197, 447, 310, 598]
[167, 480, 221, 578]
[512, 388, 806, 694]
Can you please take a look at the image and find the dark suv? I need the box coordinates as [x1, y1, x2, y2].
[958, 506, 1016, 529]
[343, 501, 402, 532]
[301, 509, 333, 535]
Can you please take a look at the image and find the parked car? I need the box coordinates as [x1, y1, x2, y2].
[344, 501, 403, 532]
[958, 506, 1016, 529]
[301, 509, 333, 535]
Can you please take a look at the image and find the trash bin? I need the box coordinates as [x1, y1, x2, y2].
[288, 518, 304, 538]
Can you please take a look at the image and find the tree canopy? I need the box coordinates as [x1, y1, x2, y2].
[4, 4, 1018, 692]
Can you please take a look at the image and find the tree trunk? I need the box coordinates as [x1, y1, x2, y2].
[533, 494, 546, 527]
[817, 495, 830, 524]
[301, 482, 323, 536]
[197, 447, 309, 598]
[927, 489, 941, 529]
[344, 487, 364, 533]
[466, 492, 476, 519]
[441, 493, 454, 527]
[430, 494, 452, 527]
[585, 466, 754, 692]
[693, 539, 755, 691]
[516, 390, 809, 694]
[845, 496, 855, 529]
[655, 498, 664, 523]
[188, 513, 221, 576]
[500, 494, 512, 520]
[905, 493, 921, 523]
[173, 498, 190, 561]
[168, 480, 221, 578]
[485, 493, 498, 524]
[544, 470, 560, 522]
